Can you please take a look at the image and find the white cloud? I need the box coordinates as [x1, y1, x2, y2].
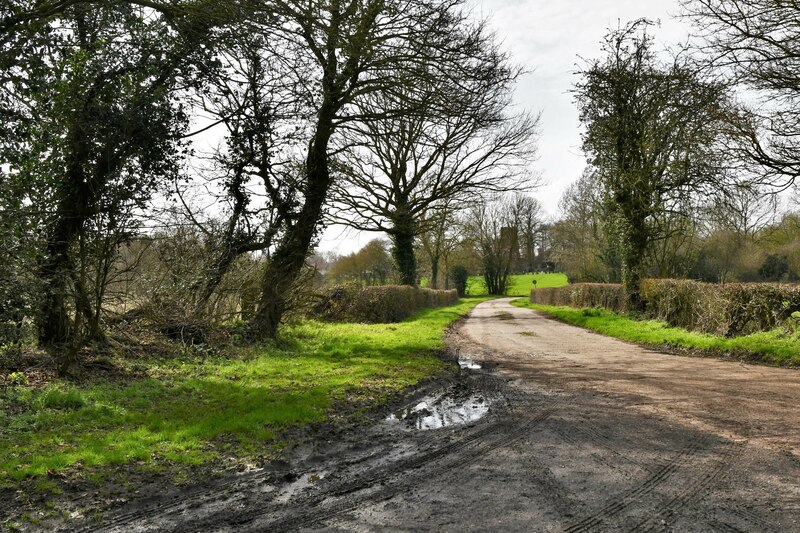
[478, 0, 691, 216]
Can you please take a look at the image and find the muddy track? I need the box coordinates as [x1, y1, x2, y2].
[549, 413, 654, 475]
[137, 382, 556, 532]
[60, 299, 800, 532]
[564, 435, 734, 533]
[69, 468, 264, 533]
[250, 410, 554, 532]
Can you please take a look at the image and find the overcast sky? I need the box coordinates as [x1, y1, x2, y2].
[319, 0, 692, 254]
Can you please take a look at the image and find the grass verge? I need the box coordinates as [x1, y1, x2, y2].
[467, 273, 568, 297]
[512, 300, 800, 367]
[0, 298, 489, 485]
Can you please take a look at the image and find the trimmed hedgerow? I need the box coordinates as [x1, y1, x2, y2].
[641, 280, 800, 336]
[313, 284, 459, 323]
[531, 280, 800, 337]
[530, 283, 625, 311]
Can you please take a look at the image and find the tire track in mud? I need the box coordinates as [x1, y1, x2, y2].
[274, 387, 559, 528]
[728, 507, 782, 531]
[73, 379, 490, 533]
[563, 434, 715, 533]
[68, 432, 443, 532]
[67, 467, 267, 533]
[707, 520, 746, 533]
[550, 414, 653, 475]
[180, 408, 554, 533]
[82, 380, 556, 533]
[510, 440, 580, 518]
[627, 441, 741, 532]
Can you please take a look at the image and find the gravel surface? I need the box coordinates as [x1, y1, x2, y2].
[60, 298, 800, 532]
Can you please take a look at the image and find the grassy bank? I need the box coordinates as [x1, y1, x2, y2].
[0, 298, 488, 485]
[512, 301, 800, 367]
[467, 273, 568, 297]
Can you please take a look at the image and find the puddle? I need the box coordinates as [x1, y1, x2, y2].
[458, 358, 482, 370]
[386, 393, 491, 430]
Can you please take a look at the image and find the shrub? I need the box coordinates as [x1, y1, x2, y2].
[532, 279, 800, 337]
[134, 298, 211, 345]
[716, 283, 800, 336]
[313, 284, 459, 323]
[569, 283, 625, 310]
[449, 266, 469, 297]
[528, 287, 566, 306]
[530, 283, 624, 310]
[759, 254, 790, 281]
[640, 279, 710, 332]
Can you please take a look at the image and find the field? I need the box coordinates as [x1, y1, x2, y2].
[513, 301, 800, 367]
[466, 273, 568, 297]
[0, 298, 489, 485]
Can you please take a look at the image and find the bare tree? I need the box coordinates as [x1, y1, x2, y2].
[246, 0, 538, 337]
[683, 0, 800, 188]
[693, 183, 778, 282]
[465, 195, 527, 295]
[330, 44, 540, 286]
[512, 194, 544, 273]
[418, 202, 463, 289]
[550, 169, 619, 282]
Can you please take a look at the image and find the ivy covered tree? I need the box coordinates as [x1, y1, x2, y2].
[0, 1, 218, 369]
[573, 20, 734, 309]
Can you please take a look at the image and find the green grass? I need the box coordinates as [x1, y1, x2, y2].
[467, 273, 569, 297]
[0, 298, 488, 484]
[511, 300, 800, 366]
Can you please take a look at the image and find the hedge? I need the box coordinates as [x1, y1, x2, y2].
[531, 280, 800, 337]
[529, 283, 625, 311]
[313, 284, 459, 323]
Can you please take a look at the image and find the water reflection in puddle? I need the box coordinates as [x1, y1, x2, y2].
[458, 359, 482, 370]
[386, 393, 491, 430]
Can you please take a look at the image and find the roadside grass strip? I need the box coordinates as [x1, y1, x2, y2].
[512, 300, 800, 367]
[0, 298, 489, 484]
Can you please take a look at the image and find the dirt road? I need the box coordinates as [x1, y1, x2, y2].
[68, 299, 800, 532]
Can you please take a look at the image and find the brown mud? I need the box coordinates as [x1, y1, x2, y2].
[11, 298, 800, 531]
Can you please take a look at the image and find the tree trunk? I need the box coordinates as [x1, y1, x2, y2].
[390, 208, 417, 286]
[249, 97, 335, 339]
[39, 151, 93, 350]
[39, 235, 74, 349]
[621, 216, 648, 311]
[429, 254, 440, 289]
